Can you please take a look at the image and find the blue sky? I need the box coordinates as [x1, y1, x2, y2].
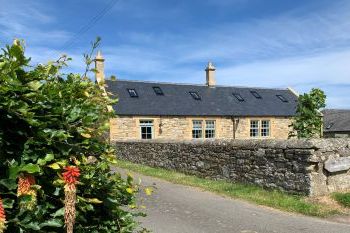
[1, 0, 350, 108]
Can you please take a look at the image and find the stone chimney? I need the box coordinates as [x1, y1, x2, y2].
[205, 62, 216, 86]
[94, 50, 105, 84]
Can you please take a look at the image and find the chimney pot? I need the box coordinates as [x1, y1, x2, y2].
[94, 50, 105, 84]
[205, 61, 216, 86]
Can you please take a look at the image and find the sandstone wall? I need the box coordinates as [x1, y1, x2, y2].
[114, 139, 350, 196]
[110, 116, 292, 141]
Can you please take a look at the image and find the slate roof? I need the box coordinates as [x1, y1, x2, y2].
[105, 80, 298, 117]
[322, 109, 350, 132]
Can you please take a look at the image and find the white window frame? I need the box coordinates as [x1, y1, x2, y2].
[261, 120, 270, 137]
[205, 120, 216, 138]
[140, 120, 153, 139]
[192, 120, 203, 138]
[250, 120, 259, 138]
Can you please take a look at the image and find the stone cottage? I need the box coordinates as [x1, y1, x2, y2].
[94, 52, 298, 141]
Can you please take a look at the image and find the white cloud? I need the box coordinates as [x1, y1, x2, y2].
[2, 0, 350, 108]
[0, 0, 71, 45]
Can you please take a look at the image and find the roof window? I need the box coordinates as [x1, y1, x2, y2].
[189, 91, 201, 100]
[127, 88, 138, 97]
[153, 86, 164, 95]
[250, 91, 262, 99]
[276, 94, 288, 103]
[326, 122, 334, 130]
[233, 93, 244, 102]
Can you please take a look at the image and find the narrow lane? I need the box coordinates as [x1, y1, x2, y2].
[115, 168, 350, 233]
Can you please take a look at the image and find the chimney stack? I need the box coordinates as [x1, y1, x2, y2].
[205, 62, 216, 87]
[94, 50, 105, 84]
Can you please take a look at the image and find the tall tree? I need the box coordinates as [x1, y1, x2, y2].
[289, 88, 326, 138]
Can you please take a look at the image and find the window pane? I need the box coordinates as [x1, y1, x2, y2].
[205, 120, 215, 129]
[189, 92, 201, 100]
[153, 86, 164, 95]
[192, 130, 202, 138]
[146, 126, 152, 134]
[276, 95, 288, 102]
[140, 120, 153, 139]
[233, 93, 244, 102]
[193, 120, 202, 129]
[250, 120, 259, 137]
[250, 91, 262, 99]
[205, 120, 215, 138]
[127, 89, 138, 97]
[261, 120, 270, 137]
[205, 130, 215, 138]
[192, 120, 203, 138]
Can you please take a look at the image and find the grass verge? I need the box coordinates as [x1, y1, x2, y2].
[332, 193, 350, 208]
[116, 159, 342, 217]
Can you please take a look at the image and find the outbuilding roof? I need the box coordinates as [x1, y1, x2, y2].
[105, 79, 298, 117]
[322, 109, 350, 132]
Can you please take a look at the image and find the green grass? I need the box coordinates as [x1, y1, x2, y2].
[116, 160, 341, 217]
[332, 193, 350, 208]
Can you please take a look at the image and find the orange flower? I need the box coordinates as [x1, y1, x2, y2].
[17, 174, 37, 210]
[17, 174, 35, 196]
[62, 166, 80, 233]
[62, 166, 80, 185]
[0, 197, 6, 233]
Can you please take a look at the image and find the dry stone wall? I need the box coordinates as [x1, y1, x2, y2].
[114, 139, 350, 196]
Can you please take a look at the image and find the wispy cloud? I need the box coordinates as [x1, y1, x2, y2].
[1, 0, 349, 108]
[0, 0, 71, 45]
[95, 0, 350, 108]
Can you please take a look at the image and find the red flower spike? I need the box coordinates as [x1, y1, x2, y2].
[62, 166, 80, 233]
[0, 197, 6, 233]
[17, 174, 36, 196]
[62, 166, 80, 185]
[17, 174, 37, 210]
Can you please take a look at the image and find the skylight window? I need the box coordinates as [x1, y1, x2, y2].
[326, 123, 334, 130]
[153, 86, 164, 95]
[233, 93, 244, 102]
[127, 88, 138, 97]
[189, 91, 201, 100]
[276, 94, 288, 103]
[250, 91, 262, 99]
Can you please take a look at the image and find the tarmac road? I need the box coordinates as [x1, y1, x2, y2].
[115, 168, 350, 233]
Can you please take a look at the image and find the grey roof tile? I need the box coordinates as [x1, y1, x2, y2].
[322, 109, 350, 132]
[105, 80, 298, 117]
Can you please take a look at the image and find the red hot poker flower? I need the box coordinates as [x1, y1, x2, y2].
[17, 174, 36, 196]
[0, 197, 6, 233]
[62, 166, 80, 233]
[62, 166, 80, 185]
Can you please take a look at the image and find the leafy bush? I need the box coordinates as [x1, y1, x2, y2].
[332, 192, 350, 208]
[0, 40, 141, 232]
[289, 88, 326, 138]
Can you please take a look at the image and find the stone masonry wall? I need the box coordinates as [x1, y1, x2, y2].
[110, 116, 292, 141]
[115, 139, 350, 196]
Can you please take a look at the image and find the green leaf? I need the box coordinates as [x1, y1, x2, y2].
[51, 208, 64, 218]
[2, 198, 15, 209]
[48, 163, 61, 170]
[85, 198, 103, 204]
[39, 219, 63, 228]
[37, 153, 55, 166]
[0, 179, 17, 190]
[27, 80, 43, 91]
[22, 222, 40, 230]
[20, 163, 41, 174]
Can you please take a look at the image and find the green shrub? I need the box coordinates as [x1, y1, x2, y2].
[0, 40, 141, 232]
[332, 192, 350, 208]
